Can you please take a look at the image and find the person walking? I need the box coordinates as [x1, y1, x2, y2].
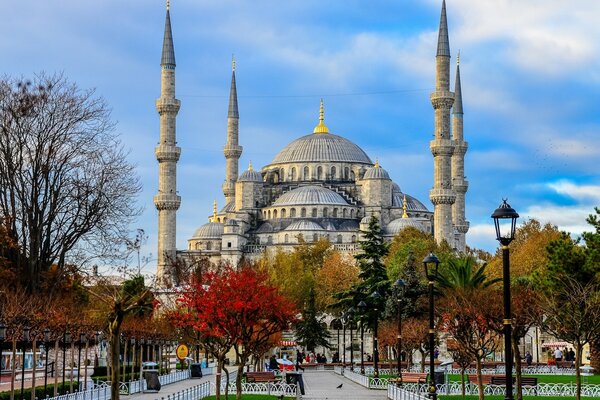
[554, 348, 563, 362]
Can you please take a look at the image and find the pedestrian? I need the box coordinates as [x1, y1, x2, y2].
[524, 351, 533, 366]
[296, 350, 305, 371]
[568, 348, 575, 363]
[554, 348, 563, 362]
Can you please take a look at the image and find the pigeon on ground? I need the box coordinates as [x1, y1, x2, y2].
[336, 383, 343, 389]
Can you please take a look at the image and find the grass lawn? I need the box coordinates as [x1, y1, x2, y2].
[448, 374, 600, 385]
[440, 397, 597, 400]
[202, 396, 294, 400]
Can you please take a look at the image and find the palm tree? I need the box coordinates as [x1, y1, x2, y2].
[436, 256, 500, 291]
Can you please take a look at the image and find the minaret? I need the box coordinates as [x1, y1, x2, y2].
[429, 0, 456, 247]
[452, 52, 469, 251]
[223, 57, 243, 205]
[154, 0, 181, 284]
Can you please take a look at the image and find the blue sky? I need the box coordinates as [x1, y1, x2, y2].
[2, 0, 599, 271]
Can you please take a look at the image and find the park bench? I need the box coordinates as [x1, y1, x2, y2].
[245, 371, 279, 383]
[389, 372, 427, 384]
[467, 374, 493, 385]
[490, 376, 538, 394]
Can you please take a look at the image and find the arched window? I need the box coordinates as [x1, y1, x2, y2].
[333, 208, 338, 217]
[267, 236, 273, 244]
[263, 211, 267, 218]
[323, 208, 328, 218]
[312, 208, 317, 217]
[344, 167, 349, 180]
[351, 235, 357, 243]
[337, 234, 343, 243]
[280, 168, 285, 182]
[342, 208, 347, 218]
[303, 166, 310, 180]
[313, 233, 318, 242]
[291, 167, 296, 181]
[301, 208, 307, 217]
[284, 234, 289, 243]
[207, 242, 212, 250]
[331, 166, 336, 179]
[317, 166, 323, 180]
[195, 242, 201, 250]
[281, 209, 286, 218]
[268, 210, 271, 219]
[291, 208, 296, 217]
[350, 209, 355, 218]
[273, 209, 278, 219]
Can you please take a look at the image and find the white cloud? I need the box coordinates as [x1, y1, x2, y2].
[548, 180, 600, 203]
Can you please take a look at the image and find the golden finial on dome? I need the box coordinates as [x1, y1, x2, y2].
[375, 158, 380, 169]
[212, 199, 217, 222]
[402, 194, 409, 219]
[232, 54, 236, 72]
[313, 99, 329, 134]
[248, 160, 253, 171]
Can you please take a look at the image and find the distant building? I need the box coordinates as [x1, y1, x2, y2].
[154, 1, 469, 284]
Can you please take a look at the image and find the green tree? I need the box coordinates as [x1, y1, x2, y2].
[294, 289, 331, 351]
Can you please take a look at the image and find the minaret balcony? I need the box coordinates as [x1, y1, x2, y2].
[455, 222, 470, 234]
[223, 144, 243, 158]
[430, 140, 454, 156]
[430, 91, 454, 109]
[452, 179, 469, 193]
[429, 188, 455, 205]
[155, 145, 181, 162]
[154, 193, 181, 210]
[155, 98, 181, 114]
[452, 142, 468, 155]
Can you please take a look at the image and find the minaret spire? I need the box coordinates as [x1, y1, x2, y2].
[155, 3, 181, 285]
[223, 59, 243, 205]
[452, 52, 469, 251]
[430, 0, 456, 248]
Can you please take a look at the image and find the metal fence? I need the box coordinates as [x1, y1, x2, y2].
[388, 383, 429, 400]
[157, 382, 212, 400]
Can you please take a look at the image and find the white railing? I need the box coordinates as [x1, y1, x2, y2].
[159, 370, 191, 385]
[388, 383, 429, 400]
[158, 381, 212, 400]
[342, 369, 370, 387]
[396, 381, 600, 397]
[44, 382, 111, 400]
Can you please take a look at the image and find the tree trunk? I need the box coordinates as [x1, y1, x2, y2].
[575, 343, 583, 400]
[512, 335, 523, 400]
[31, 340, 37, 400]
[460, 367, 466, 398]
[590, 340, 600, 373]
[223, 364, 230, 400]
[53, 339, 59, 396]
[70, 341, 75, 392]
[419, 348, 425, 372]
[215, 361, 222, 400]
[236, 363, 244, 400]
[10, 338, 16, 400]
[109, 318, 123, 400]
[476, 358, 484, 400]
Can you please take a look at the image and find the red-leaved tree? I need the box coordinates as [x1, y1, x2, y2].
[171, 266, 297, 400]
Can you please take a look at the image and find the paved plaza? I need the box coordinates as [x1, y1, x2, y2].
[127, 370, 387, 400]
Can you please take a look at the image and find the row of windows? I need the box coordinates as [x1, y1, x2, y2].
[263, 207, 356, 219]
[265, 233, 357, 244]
[271, 165, 357, 183]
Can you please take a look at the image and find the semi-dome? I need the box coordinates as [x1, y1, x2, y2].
[392, 183, 401, 193]
[286, 220, 324, 231]
[238, 162, 263, 182]
[191, 222, 224, 239]
[269, 133, 372, 165]
[393, 192, 430, 212]
[386, 218, 428, 235]
[363, 162, 390, 180]
[273, 185, 349, 206]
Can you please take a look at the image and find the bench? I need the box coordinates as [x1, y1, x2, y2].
[467, 374, 493, 385]
[490, 376, 538, 393]
[245, 371, 279, 383]
[389, 372, 427, 384]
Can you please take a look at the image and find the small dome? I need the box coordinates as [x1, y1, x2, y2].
[392, 192, 430, 212]
[360, 216, 370, 225]
[191, 222, 224, 239]
[392, 183, 401, 193]
[273, 185, 349, 207]
[363, 162, 390, 180]
[386, 218, 428, 235]
[286, 220, 324, 231]
[238, 169, 262, 182]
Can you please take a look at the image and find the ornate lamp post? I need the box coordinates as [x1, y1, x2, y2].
[20, 326, 31, 400]
[423, 253, 440, 400]
[77, 333, 85, 383]
[62, 331, 71, 391]
[394, 278, 406, 385]
[357, 300, 367, 375]
[370, 290, 382, 378]
[130, 337, 136, 379]
[347, 307, 355, 371]
[43, 328, 51, 395]
[341, 313, 347, 368]
[492, 199, 519, 400]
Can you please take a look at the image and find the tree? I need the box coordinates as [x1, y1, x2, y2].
[0, 74, 141, 292]
[295, 289, 330, 352]
[315, 252, 360, 311]
[170, 266, 297, 400]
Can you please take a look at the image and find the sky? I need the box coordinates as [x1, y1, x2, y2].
[2, 0, 599, 272]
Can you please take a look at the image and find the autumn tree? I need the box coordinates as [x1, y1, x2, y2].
[0, 74, 141, 292]
[315, 252, 360, 311]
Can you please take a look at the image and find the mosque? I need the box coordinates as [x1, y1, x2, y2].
[153, 1, 469, 283]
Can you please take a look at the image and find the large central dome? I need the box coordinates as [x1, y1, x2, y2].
[269, 133, 372, 165]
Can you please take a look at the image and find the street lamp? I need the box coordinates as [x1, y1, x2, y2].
[492, 199, 519, 400]
[341, 314, 347, 368]
[78, 333, 85, 384]
[43, 328, 51, 396]
[62, 331, 71, 391]
[394, 278, 406, 385]
[130, 337, 136, 380]
[357, 300, 367, 375]
[423, 253, 440, 400]
[21, 326, 31, 400]
[347, 307, 355, 371]
[370, 290, 382, 378]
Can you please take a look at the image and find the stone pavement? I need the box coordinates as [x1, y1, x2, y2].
[125, 370, 388, 400]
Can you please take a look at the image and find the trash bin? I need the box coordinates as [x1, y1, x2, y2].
[144, 371, 161, 392]
[190, 363, 203, 378]
[433, 371, 445, 386]
[285, 372, 305, 395]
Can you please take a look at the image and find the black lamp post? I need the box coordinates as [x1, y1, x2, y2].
[130, 337, 136, 380]
[78, 333, 85, 383]
[370, 290, 382, 378]
[492, 199, 519, 400]
[62, 331, 71, 391]
[94, 332, 101, 368]
[335, 320, 341, 363]
[347, 307, 355, 371]
[341, 314, 347, 368]
[394, 278, 406, 385]
[43, 328, 51, 395]
[423, 253, 440, 400]
[357, 300, 367, 375]
[20, 326, 30, 400]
